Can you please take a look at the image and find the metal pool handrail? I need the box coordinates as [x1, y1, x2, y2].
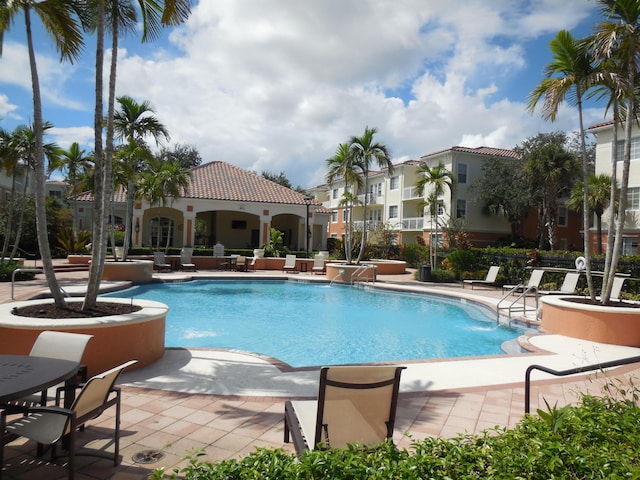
[524, 355, 640, 414]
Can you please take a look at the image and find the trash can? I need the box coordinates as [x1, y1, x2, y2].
[419, 265, 432, 282]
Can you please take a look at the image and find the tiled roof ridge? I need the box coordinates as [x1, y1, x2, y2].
[420, 145, 519, 159]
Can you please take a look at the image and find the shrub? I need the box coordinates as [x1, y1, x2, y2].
[444, 249, 476, 278]
[0, 260, 37, 282]
[400, 243, 429, 268]
[430, 268, 456, 283]
[152, 386, 640, 480]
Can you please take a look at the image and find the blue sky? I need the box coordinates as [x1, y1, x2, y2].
[0, 0, 605, 188]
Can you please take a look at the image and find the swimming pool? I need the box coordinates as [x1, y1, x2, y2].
[106, 280, 525, 367]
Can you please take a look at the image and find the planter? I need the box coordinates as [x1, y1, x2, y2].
[541, 295, 640, 346]
[253, 248, 265, 259]
[114, 246, 124, 260]
[102, 260, 153, 283]
[181, 247, 194, 258]
[326, 263, 377, 283]
[0, 298, 168, 376]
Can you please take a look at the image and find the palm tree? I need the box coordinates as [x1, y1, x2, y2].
[0, 1, 85, 307]
[567, 174, 616, 254]
[113, 95, 169, 260]
[56, 142, 93, 237]
[326, 143, 363, 264]
[137, 158, 190, 251]
[591, 0, 640, 302]
[83, 0, 191, 309]
[527, 29, 598, 297]
[414, 161, 454, 267]
[347, 127, 393, 264]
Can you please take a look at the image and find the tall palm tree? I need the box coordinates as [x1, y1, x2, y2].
[83, 0, 191, 309]
[527, 29, 598, 297]
[414, 161, 454, 267]
[568, 174, 616, 254]
[347, 127, 393, 264]
[0, 1, 85, 307]
[591, 0, 640, 302]
[326, 143, 363, 264]
[113, 95, 169, 260]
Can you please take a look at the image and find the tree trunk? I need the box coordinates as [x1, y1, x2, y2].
[83, 0, 106, 310]
[356, 167, 369, 264]
[24, 6, 65, 306]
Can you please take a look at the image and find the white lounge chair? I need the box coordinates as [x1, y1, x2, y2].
[539, 272, 580, 295]
[463, 266, 500, 289]
[153, 252, 171, 272]
[502, 269, 544, 294]
[179, 251, 196, 271]
[284, 365, 405, 453]
[311, 256, 326, 274]
[282, 254, 298, 273]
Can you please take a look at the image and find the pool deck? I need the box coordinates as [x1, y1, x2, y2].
[2, 262, 640, 479]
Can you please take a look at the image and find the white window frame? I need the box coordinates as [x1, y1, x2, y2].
[622, 236, 639, 255]
[388, 205, 398, 219]
[331, 211, 338, 223]
[389, 176, 399, 190]
[627, 187, 640, 210]
[332, 188, 338, 200]
[616, 137, 640, 162]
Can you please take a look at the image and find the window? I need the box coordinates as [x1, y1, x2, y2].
[369, 182, 382, 197]
[558, 206, 568, 227]
[628, 187, 640, 210]
[623, 236, 639, 255]
[456, 199, 466, 218]
[150, 217, 175, 247]
[49, 190, 62, 199]
[388, 205, 398, 219]
[389, 176, 399, 190]
[559, 238, 568, 250]
[437, 202, 445, 216]
[342, 209, 350, 222]
[369, 209, 382, 221]
[331, 211, 338, 223]
[457, 163, 468, 184]
[332, 188, 338, 200]
[616, 137, 640, 162]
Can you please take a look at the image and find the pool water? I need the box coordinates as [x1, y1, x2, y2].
[106, 280, 523, 367]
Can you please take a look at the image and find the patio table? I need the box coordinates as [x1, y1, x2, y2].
[0, 355, 80, 405]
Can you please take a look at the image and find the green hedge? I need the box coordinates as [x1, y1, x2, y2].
[152, 388, 640, 479]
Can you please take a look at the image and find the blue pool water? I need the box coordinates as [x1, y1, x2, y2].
[106, 280, 523, 367]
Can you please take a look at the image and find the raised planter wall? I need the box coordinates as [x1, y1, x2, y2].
[541, 295, 640, 346]
[0, 298, 167, 376]
[102, 260, 154, 283]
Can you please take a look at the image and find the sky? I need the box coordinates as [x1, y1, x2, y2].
[0, 0, 607, 189]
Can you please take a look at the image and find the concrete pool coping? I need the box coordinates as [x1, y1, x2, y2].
[6, 268, 640, 398]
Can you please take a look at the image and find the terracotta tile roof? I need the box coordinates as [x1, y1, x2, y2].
[420, 146, 519, 160]
[72, 161, 323, 208]
[588, 120, 614, 131]
[186, 161, 314, 205]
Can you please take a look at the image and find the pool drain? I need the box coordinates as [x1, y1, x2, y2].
[133, 449, 165, 464]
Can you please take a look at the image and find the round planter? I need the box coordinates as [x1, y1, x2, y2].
[253, 248, 265, 259]
[541, 295, 640, 346]
[0, 298, 168, 376]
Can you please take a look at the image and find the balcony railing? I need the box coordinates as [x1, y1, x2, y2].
[402, 217, 424, 230]
[357, 193, 383, 205]
[402, 187, 422, 200]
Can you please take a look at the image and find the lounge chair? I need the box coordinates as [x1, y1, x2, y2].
[282, 254, 298, 273]
[235, 255, 248, 271]
[179, 251, 197, 271]
[311, 256, 326, 274]
[0, 360, 137, 480]
[153, 252, 171, 272]
[283, 365, 405, 454]
[463, 266, 500, 289]
[502, 269, 544, 295]
[539, 272, 580, 295]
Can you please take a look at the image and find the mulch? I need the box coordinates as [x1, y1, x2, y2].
[13, 302, 142, 319]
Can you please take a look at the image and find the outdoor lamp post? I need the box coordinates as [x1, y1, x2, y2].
[304, 196, 313, 258]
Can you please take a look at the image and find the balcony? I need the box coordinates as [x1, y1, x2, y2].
[357, 193, 383, 205]
[402, 187, 422, 200]
[402, 217, 424, 230]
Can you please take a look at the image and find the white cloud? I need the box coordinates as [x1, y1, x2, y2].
[2, 0, 604, 189]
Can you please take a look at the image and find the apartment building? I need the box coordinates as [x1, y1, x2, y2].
[590, 120, 640, 254]
[309, 145, 582, 249]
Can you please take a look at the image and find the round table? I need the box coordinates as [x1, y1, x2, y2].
[0, 355, 80, 404]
